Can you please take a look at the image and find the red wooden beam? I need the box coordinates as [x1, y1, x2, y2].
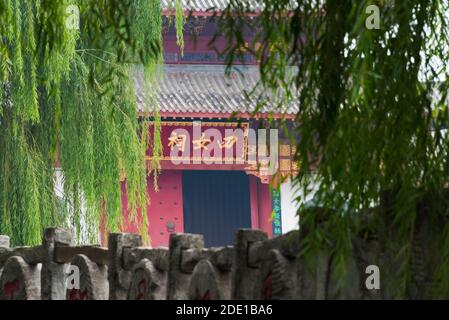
[162, 9, 261, 18]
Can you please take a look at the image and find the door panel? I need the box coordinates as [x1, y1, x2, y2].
[121, 171, 184, 248]
[182, 171, 251, 247]
[147, 171, 184, 247]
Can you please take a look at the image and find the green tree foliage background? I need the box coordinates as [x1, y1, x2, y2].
[215, 0, 449, 298]
[0, 0, 183, 246]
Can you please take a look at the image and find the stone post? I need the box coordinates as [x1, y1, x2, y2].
[231, 229, 268, 300]
[108, 233, 142, 300]
[167, 233, 204, 300]
[41, 227, 73, 300]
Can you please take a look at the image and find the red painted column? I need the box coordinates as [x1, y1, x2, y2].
[249, 175, 273, 237]
[258, 181, 273, 238]
[249, 175, 260, 229]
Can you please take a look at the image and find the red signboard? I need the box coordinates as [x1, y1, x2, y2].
[145, 121, 298, 182]
[147, 121, 250, 165]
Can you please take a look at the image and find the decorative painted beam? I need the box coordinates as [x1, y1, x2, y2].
[162, 9, 261, 18]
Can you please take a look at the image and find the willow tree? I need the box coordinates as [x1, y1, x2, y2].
[0, 0, 184, 246]
[216, 0, 449, 298]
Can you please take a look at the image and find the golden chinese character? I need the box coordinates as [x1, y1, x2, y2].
[220, 136, 238, 149]
[280, 144, 291, 157]
[280, 159, 291, 172]
[292, 161, 299, 172]
[168, 132, 187, 152]
[193, 133, 212, 150]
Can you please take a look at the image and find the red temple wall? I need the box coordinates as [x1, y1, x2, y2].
[120, 170, 272, 247]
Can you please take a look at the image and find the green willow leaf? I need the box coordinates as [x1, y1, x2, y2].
[0, 0, 184, 246]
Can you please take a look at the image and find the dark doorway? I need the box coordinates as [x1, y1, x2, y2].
[182, 171, 252, 247]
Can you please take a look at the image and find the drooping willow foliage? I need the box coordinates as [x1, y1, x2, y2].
[0, 0, 184, 246]
[216, 0, 449, 298]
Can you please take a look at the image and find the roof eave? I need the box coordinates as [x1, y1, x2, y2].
[139, 111, 296, 120]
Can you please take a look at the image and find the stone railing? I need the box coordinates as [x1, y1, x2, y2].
[0, 227, 381, 300]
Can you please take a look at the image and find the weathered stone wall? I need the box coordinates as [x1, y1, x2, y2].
[0, 227, 383, 300]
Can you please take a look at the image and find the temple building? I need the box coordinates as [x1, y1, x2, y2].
[121, 1, 300, 247]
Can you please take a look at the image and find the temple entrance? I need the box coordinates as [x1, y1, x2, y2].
[182, 171, 252, 247]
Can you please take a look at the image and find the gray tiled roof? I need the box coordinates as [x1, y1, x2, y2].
[161, 0, 264, 12]
[135, 64, 298, 115]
